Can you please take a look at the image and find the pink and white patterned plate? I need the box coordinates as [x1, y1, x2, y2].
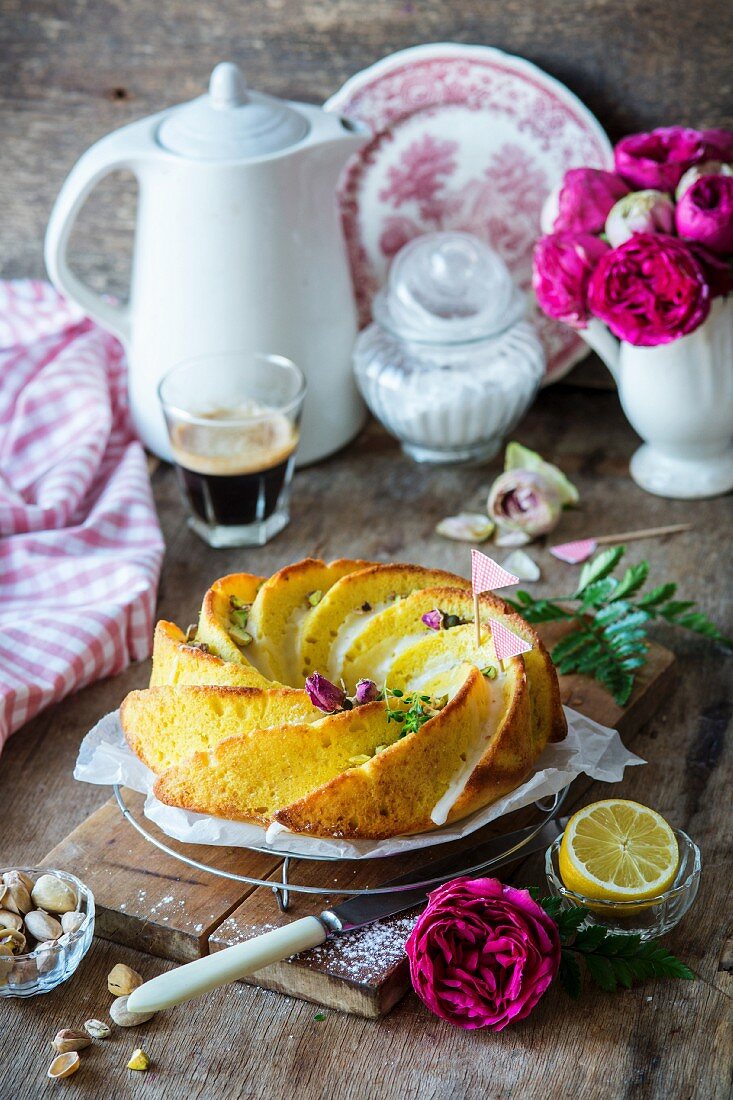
[326, 43, 614, 383]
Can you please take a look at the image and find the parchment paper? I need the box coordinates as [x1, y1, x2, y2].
[74, 707, 643, 860]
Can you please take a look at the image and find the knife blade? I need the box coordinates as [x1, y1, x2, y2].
[128, 816, 564, 1013]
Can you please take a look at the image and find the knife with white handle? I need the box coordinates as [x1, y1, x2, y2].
[127, 817, 563, 1013]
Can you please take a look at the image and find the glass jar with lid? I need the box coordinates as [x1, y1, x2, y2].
[353, 232, 545, 463]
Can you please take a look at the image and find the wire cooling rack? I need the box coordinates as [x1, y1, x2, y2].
[113, 784, 569, 912]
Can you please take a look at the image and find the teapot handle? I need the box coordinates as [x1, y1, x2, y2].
[44, 126, 155, 343]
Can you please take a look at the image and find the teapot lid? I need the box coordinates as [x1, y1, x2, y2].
[157, 62, 310, 160]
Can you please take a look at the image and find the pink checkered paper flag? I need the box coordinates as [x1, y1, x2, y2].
[488, 618, 533, 661]
[470, 549, 520, 593]
[550, 538, 597, 564]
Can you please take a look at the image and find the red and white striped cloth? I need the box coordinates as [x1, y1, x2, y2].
[0, 280, 164, 750]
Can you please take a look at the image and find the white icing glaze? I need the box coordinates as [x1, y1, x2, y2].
[429, 675, 506, 826]
[327, 603, 389, 678]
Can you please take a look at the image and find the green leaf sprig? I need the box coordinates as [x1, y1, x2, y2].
[532, 894, 694, 997]
[384, 688, 442, 736]
[506, 546, 731, 706]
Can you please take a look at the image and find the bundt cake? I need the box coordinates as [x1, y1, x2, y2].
[122, 558, 567, 839]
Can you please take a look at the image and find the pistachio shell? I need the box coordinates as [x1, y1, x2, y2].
[109, 994, 155, 1027]
[3, 881, 32, 915]
[60, 911, 85, 935]
[0, 928, 26, 954]
[502, 549, 541, 582]
[0, 884, 7, 906]
[3, 870, 34, 893]
[47, 1052, 80, 1080]
[31, 874, 77, 914]
[435, 512, 495, 543]
[34, 940, 60, 974]
[52, 1029, 92, 1054]
[84, 1018, 111, 1039]
[11, 957, 36, 982]
[24, 909, 63, 942]
[108, 962, 143, 997]
[0, 910, 23, 932]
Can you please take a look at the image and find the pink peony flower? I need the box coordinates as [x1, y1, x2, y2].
[405, 878, 561, 1031]
[675, 175, 733, 254]
[304, 672, 345, 713]
[544, 168, 629, 234]
[532, 233, 610, 328]
[676, 160, 733, 200]
[587, 233, 710, 346]
[605, 189, 675, 247]
[615, 127, 733, 192]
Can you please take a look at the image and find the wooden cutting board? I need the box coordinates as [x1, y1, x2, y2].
[40, 636, 675, 1018]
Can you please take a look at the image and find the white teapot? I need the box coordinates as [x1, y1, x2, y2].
[45, 62, 369, 463]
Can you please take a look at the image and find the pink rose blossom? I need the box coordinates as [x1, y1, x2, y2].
[675, 175, 733, 254]
[615, 127, 733, 191]
[405, 878, 561, 1031]
[532, 233, 610, 328]
[546, 168, 629, 234]
[587, 233, 710, 346]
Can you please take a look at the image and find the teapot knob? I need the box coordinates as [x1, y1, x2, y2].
[209, 61, 248, 110]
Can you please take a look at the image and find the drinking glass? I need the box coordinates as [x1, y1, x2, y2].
[159, 353, 306, 547]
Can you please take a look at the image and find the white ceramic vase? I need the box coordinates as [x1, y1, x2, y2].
[581, 297, 733, 499]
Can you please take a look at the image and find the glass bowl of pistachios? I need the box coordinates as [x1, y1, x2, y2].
[0, 868, 95, 997]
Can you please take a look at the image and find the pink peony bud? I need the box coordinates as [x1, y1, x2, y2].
[675, 175, 733, 254]
[676, 160, 733, 201]
[532, 233, 610, 329]
[354, 678, 379, 705]
[604, 189, 675, 247]
[542, 168, 629, 235]
[487, 470, 562, 541]
[615, 127, 733, 191]
[304, 672, 346, 713]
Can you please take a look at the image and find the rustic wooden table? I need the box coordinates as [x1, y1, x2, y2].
[2, 1, 732, 1095]
[1, 385, 731, 1099]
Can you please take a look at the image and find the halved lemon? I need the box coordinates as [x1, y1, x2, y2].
[559, 799, 679, 905]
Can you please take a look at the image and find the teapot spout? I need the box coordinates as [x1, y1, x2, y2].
[582, 318, 621, 383]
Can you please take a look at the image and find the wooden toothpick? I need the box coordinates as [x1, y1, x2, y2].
[474, 591, 481, 647]
[594, 523, 692, 545]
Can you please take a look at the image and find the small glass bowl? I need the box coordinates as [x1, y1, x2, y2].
[544, 829, 701, 940]
[0, 868, 95, 997]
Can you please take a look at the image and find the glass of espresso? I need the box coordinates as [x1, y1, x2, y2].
[158, 353, 306, 547]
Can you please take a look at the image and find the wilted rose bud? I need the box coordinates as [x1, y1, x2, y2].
[304, 672, 346, 713]
[604, 190, 675, 247]
[487, 470, 562, 543]
[676, 160, 733, 200]
[421, 609, 444, 631]
[354, 679, 379, 705]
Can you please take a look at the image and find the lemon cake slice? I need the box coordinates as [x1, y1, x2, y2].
[275, 662, 531, 838]
[299, 563, 471, 683]
[152, 699, 415, 824]
[122, 685, 323, 773]
[246, 557, 372, 684]
[150, 621, 275, 689]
